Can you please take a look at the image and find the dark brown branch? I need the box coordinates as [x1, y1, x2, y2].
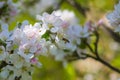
[85, 31, 99, 56]
[66, 0, 89, 17]
[83, 53, 120, 73]
[102, 24, 120, 43]
[72, 49, 120, 73]
[54, 0, 64, 10]
[94, 31, 99, 58]
[83, 30, 120, 73]
[85, 42, 94, 53]
[73, 50, 120, 73]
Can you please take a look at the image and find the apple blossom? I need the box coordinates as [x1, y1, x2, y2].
[0, 0, 18, 22]
[0, 10, 91, 80]
[107, 1, 120, 33]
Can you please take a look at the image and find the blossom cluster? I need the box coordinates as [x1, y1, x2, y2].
[107, 1, 120, 32]
[0, 0, 18, 22]
[17, 0, 56, 15]
[0, 10, 91, 80]
[37, 10, 91, 61]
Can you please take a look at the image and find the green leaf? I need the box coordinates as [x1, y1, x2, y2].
[79, 42, 86, 49]
[41, 30, 50, 40]
[17, 22, 22, 28]
[0, 39, 6, 47]
[13, 44, 18, 50]
[63, 49, 70, 52]
[78, 38, 86, 49]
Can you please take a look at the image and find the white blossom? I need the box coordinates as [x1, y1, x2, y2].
[54, 10, 78, 25]
[0, 0, 18, 22]
[0, 10, 91, 79]
[0, 21, 10, 41]
[107, 1, 120, 32]
[0, 2, 5, 8]
[0, 46, 8, 61]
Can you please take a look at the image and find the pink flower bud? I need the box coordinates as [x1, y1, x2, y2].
[30, 58, 38, 64]
[10, 9, 17, 16]
[97, 19, 103, 26]
[85, 21, 94, 31]
[34, 44, 41, 55]
[61, 21, 69, 28]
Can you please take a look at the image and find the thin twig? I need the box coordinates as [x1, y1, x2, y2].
[66, 0, 89, 17]
[54, 0, 64, 10]
[102, 24, 120, 43]
[84, 53, 120, 73]
[74, 51, 120, 73]
[85, 42, 94, 53]
[83, 31, 120, 73]
[94, 31, 100, 58]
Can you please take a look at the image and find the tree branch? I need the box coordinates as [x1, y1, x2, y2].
[83, 53, 120, 73]
[85, 42, 94, 53]
[66, 0, 89, 17]
[102, 24, 120, 43]
[72, 50, 120, 73]
[94, 31, 100, 58]
[82, 31, 120, 73]
[54, 0, 64, 10]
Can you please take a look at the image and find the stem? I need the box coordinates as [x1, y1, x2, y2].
[85, 54, 120, 73]
[14, 76, 21, 80]
[54, 0, 64, 10]
[0, 61, 8, 69]
[66, 0, 89, 17]
[86, 42, 94, 53]
[102, 24, 120, 43]
[83, 31, 120, 73]
[94, 31, 99, 58]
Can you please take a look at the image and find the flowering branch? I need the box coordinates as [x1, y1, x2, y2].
[69, 28, 120, 73]
[0, 0, 120, 79]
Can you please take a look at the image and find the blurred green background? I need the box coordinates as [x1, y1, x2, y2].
[9, 0, 120, 80]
